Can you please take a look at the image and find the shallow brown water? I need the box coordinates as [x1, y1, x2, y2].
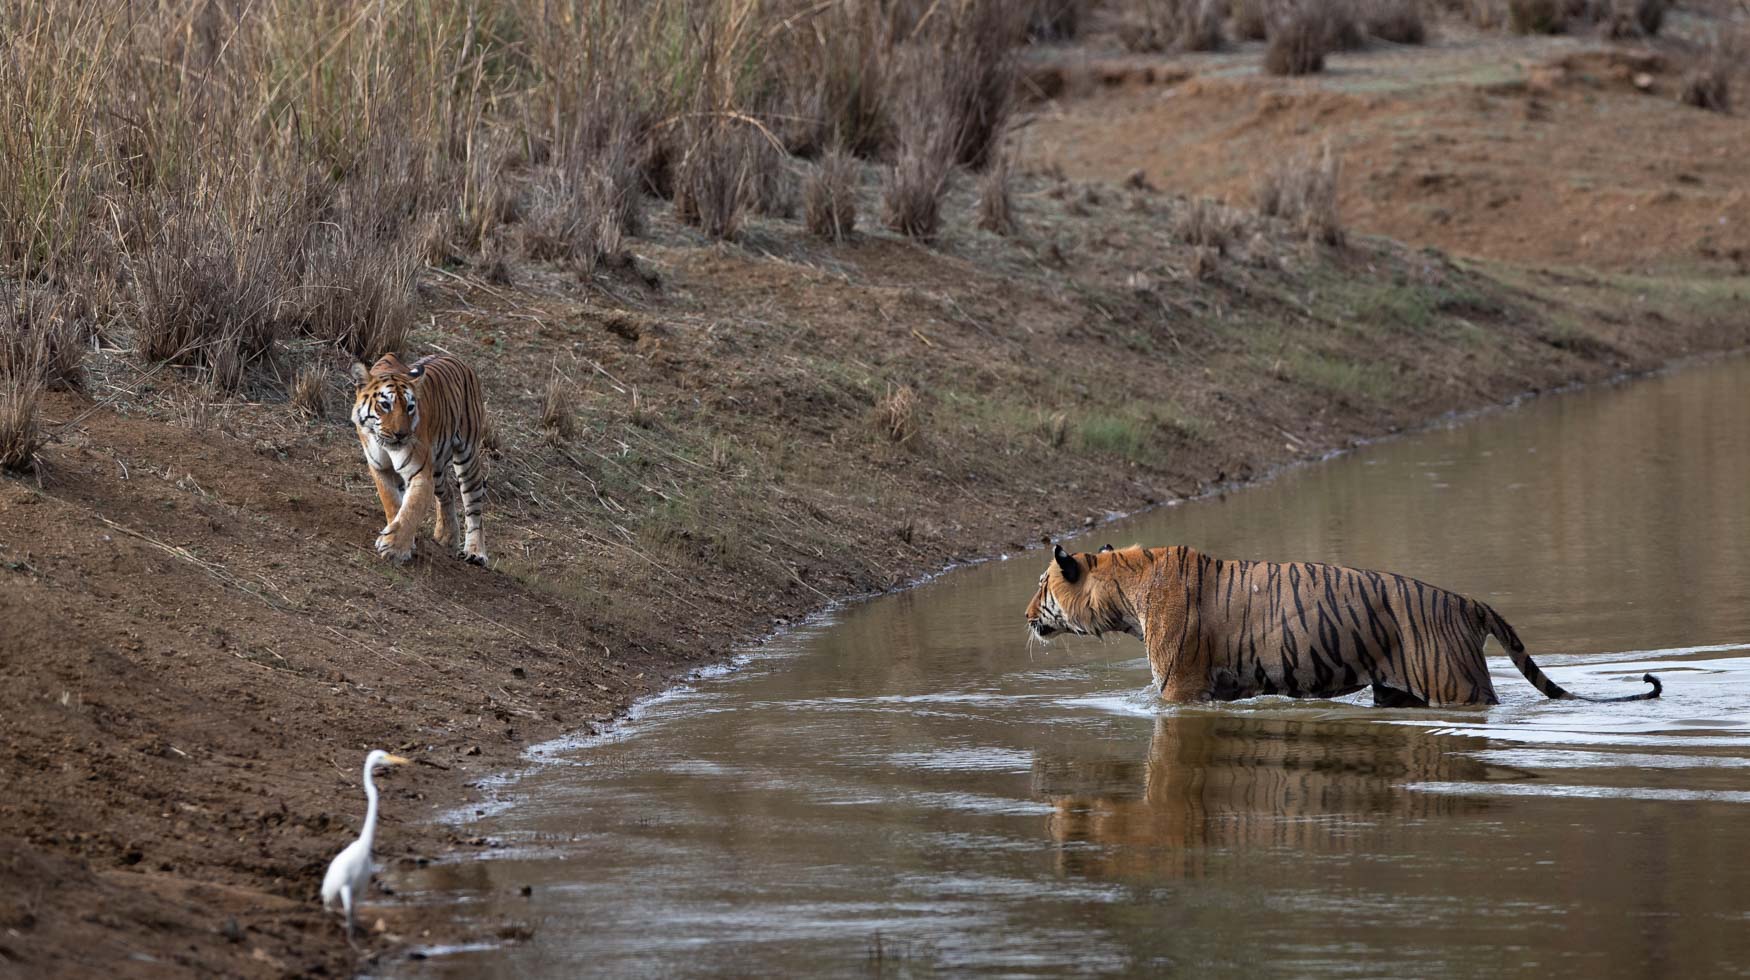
[393, 357, 1750, 978]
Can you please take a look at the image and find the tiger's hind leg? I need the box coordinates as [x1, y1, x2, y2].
[432, 472, 459, 551]
[451, 440, 488, 566]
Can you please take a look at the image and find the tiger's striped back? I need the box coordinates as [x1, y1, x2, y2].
[1027, 544, 1661, 707]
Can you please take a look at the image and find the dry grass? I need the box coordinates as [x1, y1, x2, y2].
[0, 359, 43, 473]
[674, 122, 755, 241]
[1364, 1, 1428, 44]
[783, 4, 896, 159]
[171, 381, 221, 432]
[0, 0, 1049, 390]
[873, 384, 920, 445]
[0, 296, 65, 473]
[1682, 28, 1738, 113]
[1126, 0, 1226, 52]
[4, 285, 89, 392]
[1028, 0, 1084, 40]
[1508, 0, 1567, 33]
[124, 174, 308, 388]
[883, 45, 962, 242]
[1232, 0, 1270, 41]
[299, 220, 420, 364]
[540, 368, 577, 444]
[1257, 142, 1345, 246]
[977, 152, 1019, 236]
[940, 1, 1024, 172]
[804, 150, 860, 241]
[1590, 0, 1665, 37]
[1325, 0, 1368, 50]
[1265, 4, 1331, 75]
[290, 365, 327, 421]
[1178, 197, 1239, 253]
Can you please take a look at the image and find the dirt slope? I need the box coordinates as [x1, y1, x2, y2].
[1021, 17, 1750, 272]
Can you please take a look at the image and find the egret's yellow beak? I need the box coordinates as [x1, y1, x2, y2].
[384, 754, 412, 766]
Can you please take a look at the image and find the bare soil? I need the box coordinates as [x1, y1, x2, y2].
[4, 18, 1749, 978]
[1021, 13, 1750, 273]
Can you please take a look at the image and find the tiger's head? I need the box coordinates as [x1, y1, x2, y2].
[1025, 543, 1138, 640]
[350, 353, 426, 448]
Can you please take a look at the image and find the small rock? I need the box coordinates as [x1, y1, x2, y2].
[520, 885, 533, 897]
[220, 918, 244, 943]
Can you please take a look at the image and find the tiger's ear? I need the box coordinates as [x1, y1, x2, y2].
[406, 363, 425, 380]
[1099, 543, 1114, 553]
[349, 362, 371, 387]
[1053, 544, 1081, 585]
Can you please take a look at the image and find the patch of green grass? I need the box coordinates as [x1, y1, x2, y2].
[1078, 414, 1149, 457]
[1285, 349, 1400, 402]
[1075, 400, 1209, 462]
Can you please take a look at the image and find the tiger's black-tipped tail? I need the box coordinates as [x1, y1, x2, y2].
[1478, 602, 1662, 703]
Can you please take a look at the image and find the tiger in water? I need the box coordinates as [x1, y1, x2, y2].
[1025, 543, 1661, 707]
[349, 353, 488, 566]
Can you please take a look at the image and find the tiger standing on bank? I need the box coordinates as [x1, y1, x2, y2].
[350, 352, 489, 566]
[1026, 543, 1661, 707]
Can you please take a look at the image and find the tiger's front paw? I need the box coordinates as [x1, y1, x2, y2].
[376, 526, 413, 564]
[461, 550, 488, 567]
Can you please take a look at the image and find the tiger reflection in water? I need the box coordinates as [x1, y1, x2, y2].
[1033, 714, 1521, 879]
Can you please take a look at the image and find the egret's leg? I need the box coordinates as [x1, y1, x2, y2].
[341, 884, 355, 942]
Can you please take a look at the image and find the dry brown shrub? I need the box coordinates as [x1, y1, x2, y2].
[1265, 5, 1330, 75]
[883, 135, 955, 241]
[3, 285, 89, 391]
[1232, 0, 1270, 40]
[290, 364, 327, 421]
[298, 173, 421, 365]
[540, 368, 576, 443]
[750, 134, 798, 219]
[1681, 29, 1738, 113]
[977, 152, 1018, 236]
[1178, 197, 1238, 253]
[0, 308, 54, 473]
[1631, 0, 1664, 35]
[804, 149, 860, 241]
[1364, 1, 1428, 44]
[1028, 0, 1084, 40]
[873, 384, 920, 445]
[1256, 142, 1344, 246]
[1039, 410, 1068, 448]
[1589, 0, 1665, 37]
[883, 48, 961, 242]
[525, 164, 636, 271]
[124, 175, 307, 388]
[1191, 245, 1221, 281]
[1128, 0, 1227, 52]
[1324, 1, 1367, 49]
[939, 0, 1024, 172]
[1455, 0, 1507, 29]
[674, 118, 755, 241]
[171, 380, 220, 432]
[1508, 0, 1567, 33]
[0, 371, 43, 473]
[780, 3, 896, 159]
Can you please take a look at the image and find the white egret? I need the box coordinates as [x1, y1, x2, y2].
[320, 749, 410, 940]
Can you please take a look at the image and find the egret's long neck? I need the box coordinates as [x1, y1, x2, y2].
[360, 761, 381, 851]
